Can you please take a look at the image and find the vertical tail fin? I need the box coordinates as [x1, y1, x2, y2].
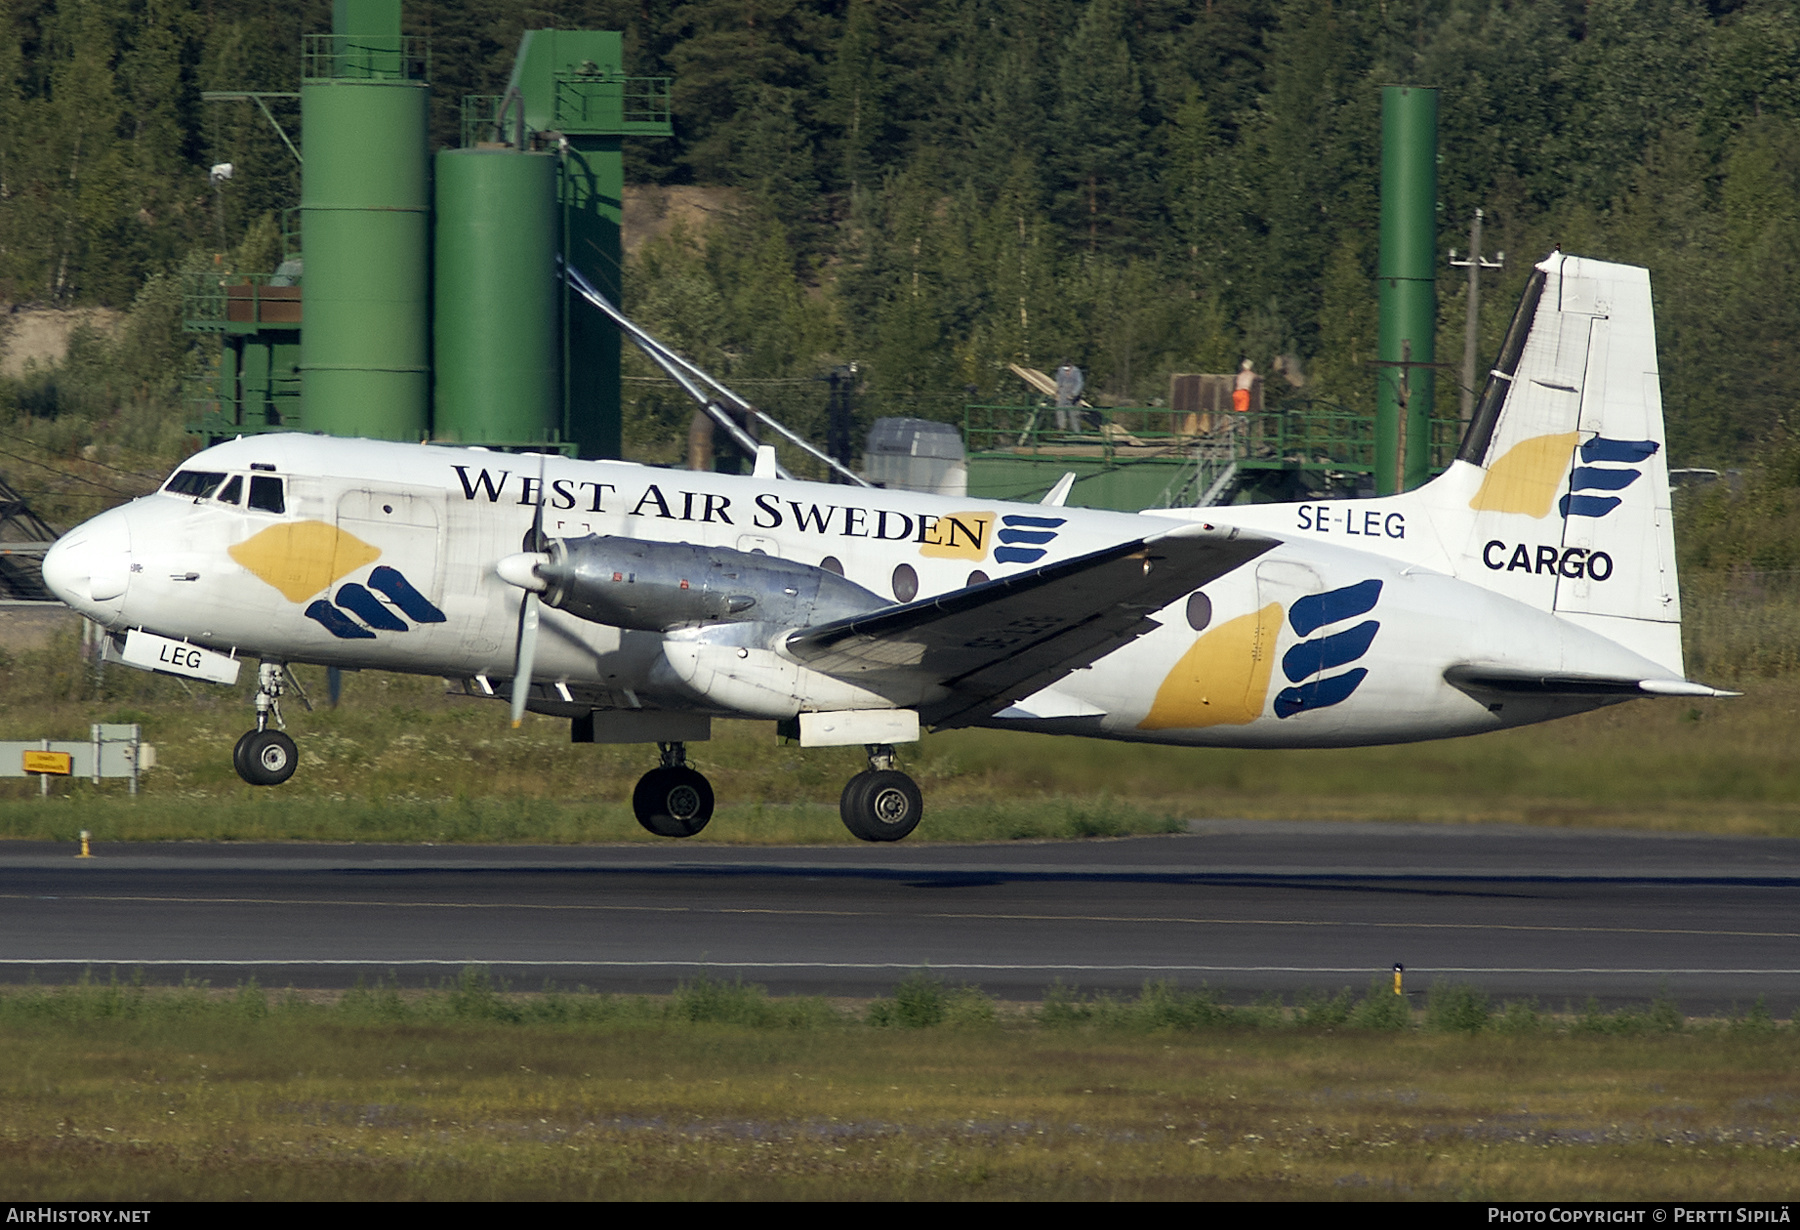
[1449, 252, 1681, 675]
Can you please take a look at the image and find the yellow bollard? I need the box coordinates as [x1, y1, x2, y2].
[76, 829, 92, 859]
[1393, 963, 1404, 996]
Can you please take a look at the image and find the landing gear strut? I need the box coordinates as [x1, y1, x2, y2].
[632, 742, 714, 837]
[839, 743, 923, 842]
[234, 662, 298, 787]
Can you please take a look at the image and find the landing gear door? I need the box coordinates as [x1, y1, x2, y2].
[336, 489, 446, 605]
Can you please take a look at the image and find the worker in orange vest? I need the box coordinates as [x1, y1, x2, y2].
[1232, 359, 1256, 412]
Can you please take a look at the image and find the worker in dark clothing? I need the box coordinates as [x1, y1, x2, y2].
[1055, 361, 1084, 431]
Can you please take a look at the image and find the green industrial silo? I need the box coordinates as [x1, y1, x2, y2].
[499, 30, 671, 460]
[297, 0, 430, 441]
[1376, 85, 1438, 495]
[433, 148, 560, 445]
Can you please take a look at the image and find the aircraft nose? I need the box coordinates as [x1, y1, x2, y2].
[40, 533, 88, 606]
[42, 510, 133, 611]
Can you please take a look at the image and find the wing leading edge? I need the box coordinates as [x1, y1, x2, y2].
[784, 522, 1279, 728]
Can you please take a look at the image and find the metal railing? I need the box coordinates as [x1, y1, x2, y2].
[462, 77, 673, 146]
[552, 74, 673, 135]
[964, 403, 1462, 474]
[181, 273, 302, 333]
[461, 95, 507, 147]
[184, 397, 301, 439]
[302, 34, 428, 82]
[182, 361, 302, 440]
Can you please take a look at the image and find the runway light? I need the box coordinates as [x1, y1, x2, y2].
[1393, 963, 1404, 996]
[77, 829, 92, 859]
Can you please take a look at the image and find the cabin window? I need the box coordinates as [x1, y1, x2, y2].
[1186, 591, 1213, 632]
[165, 470, 226, 499]
[891, 563, 919, 603]
[248, 475, 286, 515]
[215, 475, 243, 505]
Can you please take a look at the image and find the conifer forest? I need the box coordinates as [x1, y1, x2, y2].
[1, 0, 1798, 492]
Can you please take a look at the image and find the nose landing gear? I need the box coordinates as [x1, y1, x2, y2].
[234, 728, 297, 786]
[839, 743, 923, 842]
[632, 742, 714, 837]
[233, 662, 299, 786]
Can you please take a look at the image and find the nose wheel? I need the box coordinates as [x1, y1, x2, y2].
[839, 744, 923, 842]
[233, 729, 298, 786]
[233, 661, 302, 787]
[632, 742, 714, 837]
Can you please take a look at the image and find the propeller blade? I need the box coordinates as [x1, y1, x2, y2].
[527, 451, 548, 551]
[510, 452, 550, 729]
[510, 589, 540, 728]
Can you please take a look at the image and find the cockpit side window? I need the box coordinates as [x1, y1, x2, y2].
[165, 470, 226, 499]
[247, 475, 285, 514]
[216, 475, 243, 505]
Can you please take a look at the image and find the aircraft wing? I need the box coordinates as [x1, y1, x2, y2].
[784, 522, 1278, 728]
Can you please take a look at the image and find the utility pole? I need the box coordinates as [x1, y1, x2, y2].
[1448, 209, 1504, 434]
[826, 363, 857, 480]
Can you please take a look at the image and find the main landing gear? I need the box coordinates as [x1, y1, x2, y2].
[627, 741, 923, 842]
[839, 743, 922, 843]
[234, 662, 298, 787]
[632, 742, 715, 837]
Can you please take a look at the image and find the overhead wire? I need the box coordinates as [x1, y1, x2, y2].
[0, 423, 169, 484]
[0, 446, 144, 497]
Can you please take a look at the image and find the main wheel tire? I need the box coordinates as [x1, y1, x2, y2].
[840, 769, 923, 842]
[633, 766, 714, 837]
[237, 730, 297, 786]
[232, 730, 256, 781]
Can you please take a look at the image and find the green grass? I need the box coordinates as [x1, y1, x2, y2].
[4, 613, 1800, 841]
[2, 972, 1796, 1200]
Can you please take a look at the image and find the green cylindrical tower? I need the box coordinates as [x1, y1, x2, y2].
[1376, 86, 1438, 495]
[297, 5, 430, 441]
[433, 149, 560, 444]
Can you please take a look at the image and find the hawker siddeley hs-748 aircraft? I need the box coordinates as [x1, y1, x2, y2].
[40, 253, 1732, 841]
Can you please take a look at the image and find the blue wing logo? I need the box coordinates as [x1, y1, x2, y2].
[1559, 437, 1658, 519]
[1274, 579, 1381, 719]
[994, 514, 1066, 564]
[304, 566, 446, 640]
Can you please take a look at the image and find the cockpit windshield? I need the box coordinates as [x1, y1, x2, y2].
[165, 470, 226, 499]
[162, 468, 284, 512]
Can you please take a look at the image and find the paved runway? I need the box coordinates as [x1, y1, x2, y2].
[2, 821, 1798, 1011]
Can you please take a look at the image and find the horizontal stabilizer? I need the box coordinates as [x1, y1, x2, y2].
[786, 523, 1278, 727]
[1444, 666, 1739, 699]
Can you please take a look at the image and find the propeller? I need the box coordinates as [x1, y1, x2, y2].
[509, 453, 550, 728]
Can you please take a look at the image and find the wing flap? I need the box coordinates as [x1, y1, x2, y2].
[786, 522, 1277, 727]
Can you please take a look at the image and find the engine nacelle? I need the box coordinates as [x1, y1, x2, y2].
[534, 535, 885, 633]
[657, 632, 896, 718]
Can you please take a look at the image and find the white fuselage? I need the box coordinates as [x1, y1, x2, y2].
[44, 433, 1674, 748]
